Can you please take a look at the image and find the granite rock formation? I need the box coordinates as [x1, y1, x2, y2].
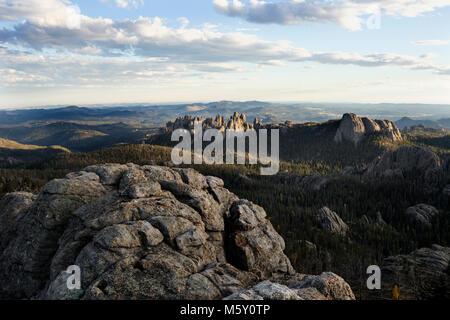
[405, 204, 439, 226]
[363, 146, 441, 181]
[315, 207, 349, 236]
[335, 113, 402, 144]
[0, 164, 355, 300]
[224, 272, 355, 300]
[166, 112, 263, 132]
[380, 245, 450, 300]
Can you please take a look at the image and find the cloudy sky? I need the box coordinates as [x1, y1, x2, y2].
[1, 0, 450, 108]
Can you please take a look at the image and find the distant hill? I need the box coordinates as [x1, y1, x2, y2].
[2, 102, 450, 127]
[0, 122, 156, 152]
[1, 138, 48, 150]
[396, 117, 450, 130]
[150, 113, 406, 169]
[0, 138, 69, 167]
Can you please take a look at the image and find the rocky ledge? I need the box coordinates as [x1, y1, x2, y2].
[0, 164, 355, 300]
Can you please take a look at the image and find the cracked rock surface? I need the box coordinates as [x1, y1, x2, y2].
[0, 164, 355, 300]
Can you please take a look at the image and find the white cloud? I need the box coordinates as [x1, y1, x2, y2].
[411, 40, 450, 46]
[0, 0, 450, 92]
[420, 52, 437, 59]
[97, 0, 143, 9]
[177, 17, 190, 29]
[214, 0, 246, 17]
[213, 0, 450, 31]
[0, 0, 82, 29]
[115, 0, 143, 9]
[72, 45, 103, 55]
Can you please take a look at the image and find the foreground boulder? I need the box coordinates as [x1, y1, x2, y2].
[0, 164, 354, 300]
[380, 245, 450, 300]
[224, 272, 355, 301]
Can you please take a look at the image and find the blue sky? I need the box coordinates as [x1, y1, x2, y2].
[1, 0, 450, 108]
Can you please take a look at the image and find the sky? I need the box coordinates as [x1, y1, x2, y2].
[1, 0, 450, 108]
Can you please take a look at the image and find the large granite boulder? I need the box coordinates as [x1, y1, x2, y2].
[225, 272, 356, 301]
[405, 204, 439, 226]
[334, 113, 402, 144]
[315, 207, 349, 236]
[0, 164, 354, 300]
[363, 146, 441, 180]
[380, 245, 450, 300]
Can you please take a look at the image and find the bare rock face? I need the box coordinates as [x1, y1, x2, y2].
[166, 113, 262, 133]
[0, 192, 36, 253]
[405, 204, 439, 226]
[380, 245, 450, 300]
[316, 207, 349, 236]
[260, 272, 355, 300]
[334, 113, 402, 144]
[363, 146, 441, 183]
[0, 164, 354, 300]
[0, 173, 107, 299]
[225, 200, 294, 278]
[224, 281, 302, 300]
[334, 113, 366, 144]
[224, 272, 356, 301]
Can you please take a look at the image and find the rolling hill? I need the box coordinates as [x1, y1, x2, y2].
[0, 138, 69, 167]
[0, 122, 157, 152]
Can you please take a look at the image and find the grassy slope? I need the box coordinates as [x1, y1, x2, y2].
[0, 137, 70, 152]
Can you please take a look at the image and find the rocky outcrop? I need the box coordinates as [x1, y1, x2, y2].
[334, 113, 402, 144]
[225, 272, 355, 300]
[380, 245, 450, 300]
[166, 112, 263, 132]
[0, 192, 36, 252]
[363, 146, 441, 183]
[0, 164, 354, 300]
[315, 207, 349, 236]
[405, 204, 439, 226]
